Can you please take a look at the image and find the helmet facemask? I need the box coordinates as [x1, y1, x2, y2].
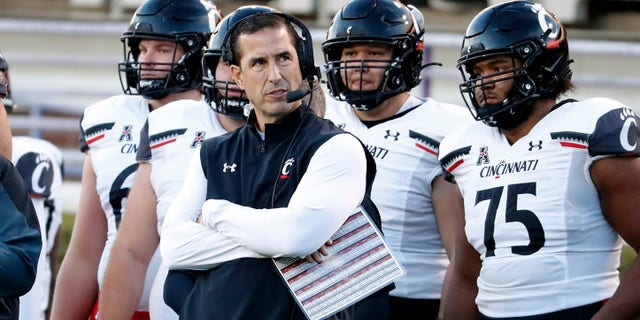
[459, 50, 539, 129]
[117, 0, 214, 100]
[119, 35, 203, 100]
[322, 0, 425, 111]
[202, 51, 249, 119]
[324, 37, 420, 111]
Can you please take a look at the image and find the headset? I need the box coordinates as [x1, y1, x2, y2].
[221, 12, 321, 101]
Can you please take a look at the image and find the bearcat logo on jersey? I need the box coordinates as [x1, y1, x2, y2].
[15, 152, 54, 198]
[587, 107, 640, 156]
[409, 130, 439, 156]
[85, 122, 116, 145]
[479, 159, 540, 179]
[150, 128, 188, 150]
[550, 131, 588, 149]
[191, 131, 206, 148]
[440, 145, 472, 174]
[280, 157, 295, 179]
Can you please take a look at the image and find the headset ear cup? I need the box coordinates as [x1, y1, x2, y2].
[276, 13, 318, 83]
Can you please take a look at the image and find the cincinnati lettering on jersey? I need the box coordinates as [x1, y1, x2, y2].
[121, 143, 138, 154]
[150, 128, 188, 150]
[85, 122, 116, 145]
[409, 130, 439, 156]
[365, 144, 389, 159]
[479, 159, 539, 178]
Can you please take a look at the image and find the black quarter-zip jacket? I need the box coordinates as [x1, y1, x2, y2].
[179, 104, 383, 319]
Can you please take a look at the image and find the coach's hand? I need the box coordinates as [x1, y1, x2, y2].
[304, 239, 333, 263]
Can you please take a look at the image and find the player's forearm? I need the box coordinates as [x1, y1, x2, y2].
[443, 273, 479, 320]
[50, 261, 99, 320]
[100, 250, 146, 320]
[592, 254, 640, 320]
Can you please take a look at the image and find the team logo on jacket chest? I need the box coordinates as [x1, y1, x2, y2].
[280, 158, 295, 179]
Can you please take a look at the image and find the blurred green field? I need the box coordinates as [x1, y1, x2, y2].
[59, 213, 637, 276]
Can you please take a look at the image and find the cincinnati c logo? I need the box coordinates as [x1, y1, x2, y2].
[620, 108, 638, 151]
[280, 158, 295, 179]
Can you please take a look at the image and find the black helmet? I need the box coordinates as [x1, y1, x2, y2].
[118, 0, 219, 100]
[322, 0, 424, 111]
[202, 5, 278, 118]
[457, 0, 573, 129]
[0, 52, 15, 113]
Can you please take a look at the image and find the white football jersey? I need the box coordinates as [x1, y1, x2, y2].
[438, 98, 639, 317]
[13, 136, 64, 320]
[79, 94, 153, 310]
[325, 95, 470, 299]
[137, 99, 228, 320]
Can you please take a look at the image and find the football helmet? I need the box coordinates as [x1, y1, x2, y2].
[119, 0, 218, 99]
[457, 1, 573, 129]
[202, 5, 278, 118]
[322, 0, 424, 111]
[0, 52, 15, 112]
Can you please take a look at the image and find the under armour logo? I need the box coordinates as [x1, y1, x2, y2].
[384, 130, 400, 141]
[528, 140, 543, 151]
[222, 163, 237, 173]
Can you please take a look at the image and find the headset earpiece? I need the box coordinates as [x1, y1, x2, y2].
[275, 13, 319, 84]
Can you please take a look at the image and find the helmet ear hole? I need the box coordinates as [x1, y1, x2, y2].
[176, 72, 188, 85]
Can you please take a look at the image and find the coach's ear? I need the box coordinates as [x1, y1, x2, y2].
[230, 65, 245, 90]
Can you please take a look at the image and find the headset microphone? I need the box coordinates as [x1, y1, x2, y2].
[285, 89, 311, 103]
